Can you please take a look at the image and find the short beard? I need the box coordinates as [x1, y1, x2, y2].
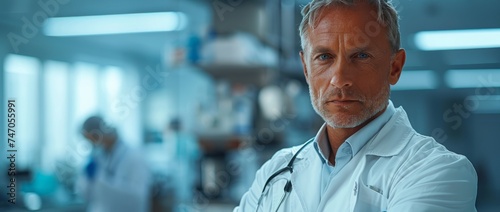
[309, 85, 389, 129]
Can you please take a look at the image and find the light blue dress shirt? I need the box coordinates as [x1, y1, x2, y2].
[313, 100, 396, 198]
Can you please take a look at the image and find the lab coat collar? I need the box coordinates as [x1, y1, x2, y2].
[364, 106, 414, 157]
[291, 106, 413, 161]
[290, 138, 314, 161]
[311, 101, 397, 163]
[293, 104, 408, 157]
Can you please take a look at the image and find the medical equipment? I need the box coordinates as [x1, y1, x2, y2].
[255, 139, 314, 212]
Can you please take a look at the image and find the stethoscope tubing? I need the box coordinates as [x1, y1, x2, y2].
[255, 138, 314, 212]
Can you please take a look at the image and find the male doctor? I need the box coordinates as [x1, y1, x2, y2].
[76, 116, 151, 212]
[235, 0, 477, 211]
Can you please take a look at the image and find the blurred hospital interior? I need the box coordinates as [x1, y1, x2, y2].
[0, 0, 499, 211]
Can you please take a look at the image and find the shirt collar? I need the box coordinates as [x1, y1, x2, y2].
[313, 100, 396, 163]
[313, 124, 330, 163]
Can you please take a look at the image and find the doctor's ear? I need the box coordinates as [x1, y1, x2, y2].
[389, 49, 406, 85]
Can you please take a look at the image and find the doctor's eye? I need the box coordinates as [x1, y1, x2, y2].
[354, 52, 370, 59]
[316, 54, 332, 61]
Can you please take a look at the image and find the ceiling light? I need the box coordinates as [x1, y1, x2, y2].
[43, 12, 187, 36]
[414, 28, 500, 50]
[445, 69, 500, 88]
[469, 95, 500, 114]
[392, 70, 438, 90]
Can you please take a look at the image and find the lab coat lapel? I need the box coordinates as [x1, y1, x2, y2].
[290, 144, 323, 211]
[365, 107, 413, 157]
[318, 107, 414, 211]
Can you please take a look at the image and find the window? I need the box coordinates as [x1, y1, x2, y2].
[4, 54, 40, 169]
[102, 66, 124, 122]
[3, 54, 142, 172]
[72, 62, 100, 136]
[43, 60, 70, 171]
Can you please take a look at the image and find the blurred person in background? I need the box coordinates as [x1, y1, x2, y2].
[235, 0, 477, 211]
[167, 118, 202, 210]
[76, 116, 151, 212]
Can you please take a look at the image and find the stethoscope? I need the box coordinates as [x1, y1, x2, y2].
[256, 138, 314, 212]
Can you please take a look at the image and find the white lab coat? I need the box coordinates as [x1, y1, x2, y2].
[76, 141, 151, 212]
[235, 107, 477, 212]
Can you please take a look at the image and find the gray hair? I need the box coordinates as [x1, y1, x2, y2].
[299, 0, 401, 53]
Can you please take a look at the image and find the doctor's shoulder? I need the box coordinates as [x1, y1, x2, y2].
[386, 133, 478, 211]
[393, 132, 477, 177]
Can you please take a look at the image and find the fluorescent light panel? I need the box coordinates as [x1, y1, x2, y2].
[414, 28, 500, 50]
[43, 12, 187, 36]
[445, 69, 500, 88]
[392, 70, 438, 90]
[470, 95, 500, 114]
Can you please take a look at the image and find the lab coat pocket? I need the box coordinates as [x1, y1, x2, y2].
[258, 177, 289, 212]
[353, 181, 387, 212]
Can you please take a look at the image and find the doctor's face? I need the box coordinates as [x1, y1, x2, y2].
[300, 2, 405, 128]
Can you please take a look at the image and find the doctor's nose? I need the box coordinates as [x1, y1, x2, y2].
[329, 60, 353, 89]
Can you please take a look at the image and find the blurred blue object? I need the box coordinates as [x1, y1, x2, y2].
[84, 158, 98, 181]
[21, 170, 58, 196]
[188, 33, 201, 64]
[23, 192, 42, 211]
